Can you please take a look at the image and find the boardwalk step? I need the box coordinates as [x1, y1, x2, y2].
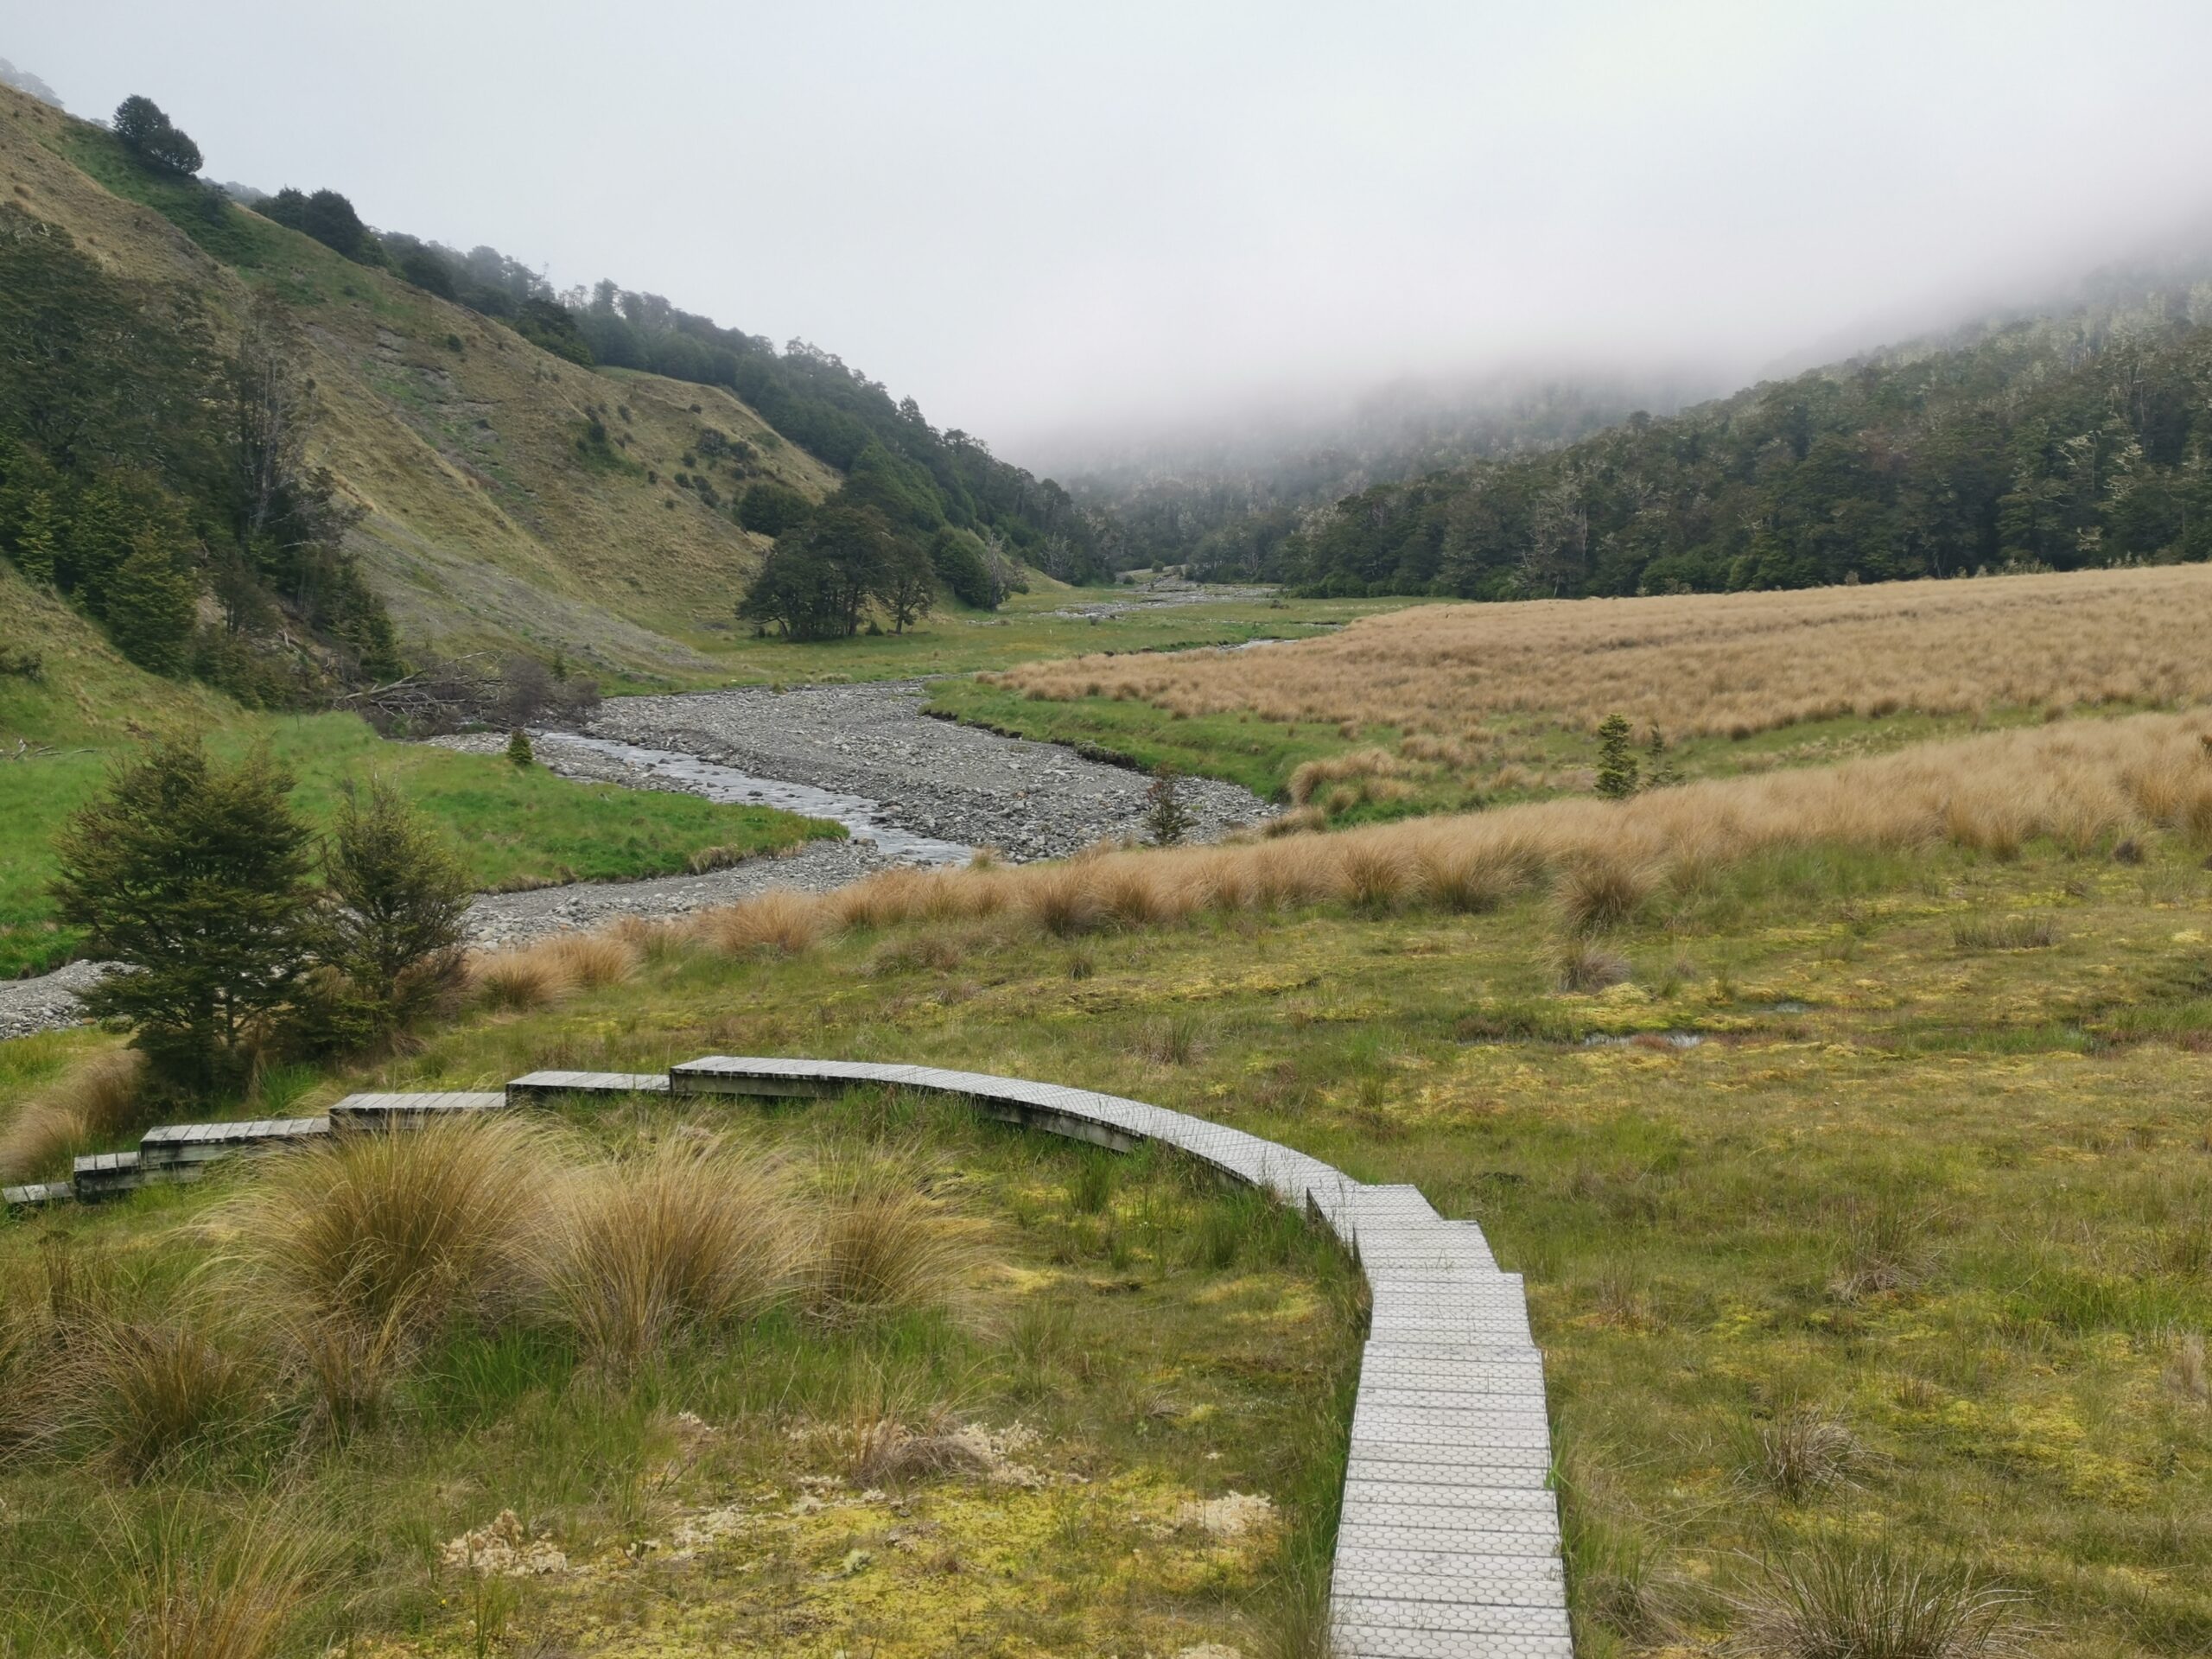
[505, 1071, 671, 1101]
[140, 1116, 330, 1168]
[328, 1091, 511, 1130]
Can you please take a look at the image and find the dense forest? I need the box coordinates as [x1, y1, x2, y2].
[1063, 376, 1691, 576]
[1200, 292, 2212, 597]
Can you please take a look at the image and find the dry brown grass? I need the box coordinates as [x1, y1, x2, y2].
[218, 1115, 552, 1356]
[534, 1144, 798, 1369]
[467, 931, 641, 1010]
[692, 887, 829, 956]
[501, 710, 2212, 995]
[997, 563, 2212, 740]
[0, 1050, 146, 1182]
[51, 1315, 263, 1477]
[803, 1158, 971, 1328]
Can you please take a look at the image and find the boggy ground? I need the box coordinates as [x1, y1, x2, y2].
[0, 1094, 1360, 1659]
[124, 820, 2212, 1658]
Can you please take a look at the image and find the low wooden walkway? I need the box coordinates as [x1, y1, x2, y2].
[19, 1056, 1570, 1656]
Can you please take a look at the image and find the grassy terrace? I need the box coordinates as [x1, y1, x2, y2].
[11, 813, 2209, 1655]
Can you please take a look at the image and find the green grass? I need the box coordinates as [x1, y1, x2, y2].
[0, 1092, 1359, 1658]
[0, 714, 839, 980]
[676, 588, 1419, 688]
[93, 822, 2200, 1656]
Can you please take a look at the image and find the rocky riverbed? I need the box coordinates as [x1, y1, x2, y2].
[584, 680, 1271, 861]
[2, 682, 1275, 1039]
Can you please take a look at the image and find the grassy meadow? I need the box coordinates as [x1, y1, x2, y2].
[953, 565, 2212, 823]
[6, 696, 2209, 1652]
[669, 586, 1413, 690]
[0, 1088, 1359, 1659]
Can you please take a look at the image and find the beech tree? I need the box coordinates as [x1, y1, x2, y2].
[52, 741, 318, 1095]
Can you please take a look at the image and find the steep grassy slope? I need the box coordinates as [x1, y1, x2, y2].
[0, 84, 838, 674]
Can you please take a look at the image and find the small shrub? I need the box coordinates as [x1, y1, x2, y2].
[1142, 769, 1195, 847]
[1734, 1541, 2027, 1659]
[1594, 714, 1640, 799]
[505, 729, 533, 768]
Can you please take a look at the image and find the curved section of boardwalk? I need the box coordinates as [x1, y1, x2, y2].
[662, 1057, 1570, 1659]
[24, 1056, 1567, 1655]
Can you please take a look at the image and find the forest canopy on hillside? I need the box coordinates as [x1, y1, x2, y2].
[1190, 299, 2212, 598]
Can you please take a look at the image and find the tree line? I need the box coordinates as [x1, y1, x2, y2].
[1201, 302, 2212, 598]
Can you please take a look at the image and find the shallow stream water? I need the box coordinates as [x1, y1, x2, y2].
[550, 734, 975, 865]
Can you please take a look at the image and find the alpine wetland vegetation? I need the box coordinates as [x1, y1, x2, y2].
[77, 683, 2192, 1656]
[0, 1093, 1361, 1658]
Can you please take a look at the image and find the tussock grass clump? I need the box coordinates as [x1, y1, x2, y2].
[542, 931, 641, 988]
[1556, 853, 1653, 934]
[222, 1115, 551, 1351]
[467, 944, 573, 1010]
[54, 1316, 263, 1478]
[1134, 1014, 1203, 1066]
[804, 1160, 969, 1327]
[536, 1144, 796, 1369]
[692, 887, 826, 956]
[1734, 1541, 2028, 1659]
[1745, 1409, 1863, 1502]
[1829, 1201, 1936, 1303]
[1950, 913, 2057, 951]
[1554, 942, 1631, 995]
[0, 1048, 147, 1181]
[95, 1508, 324, 1659]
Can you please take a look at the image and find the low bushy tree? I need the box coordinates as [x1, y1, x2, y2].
[111, 95, 201, 176]
[737, 481, 810, 537]
[261, 188, 374, 261]
[738, 505, 898, 640]
[308, 775, 471, 1043]
[51, 741, 319, 1096]
[879, 539, 937, 632]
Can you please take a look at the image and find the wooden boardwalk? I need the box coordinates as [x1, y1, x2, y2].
[12, 1056, 1568, 1656]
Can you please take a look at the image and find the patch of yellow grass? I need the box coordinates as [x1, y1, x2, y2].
[0, 1049, 146, 1182]
[646, 709, 2212, 955]
[995, 563, 2212, 740]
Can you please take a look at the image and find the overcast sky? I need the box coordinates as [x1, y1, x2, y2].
[16, 2, 2212, 467]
